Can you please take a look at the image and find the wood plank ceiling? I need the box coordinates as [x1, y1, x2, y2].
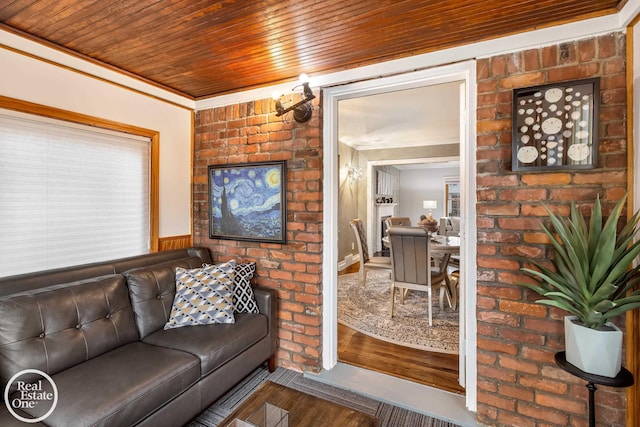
[0, 0, 624, 99]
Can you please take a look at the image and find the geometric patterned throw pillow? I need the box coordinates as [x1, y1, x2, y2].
[233, 262, 259, 314]
[164, 261, 236, 330]
[204, 262, 259, 314]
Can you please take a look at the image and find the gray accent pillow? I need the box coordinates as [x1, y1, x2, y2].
[164, 261, 236, 329]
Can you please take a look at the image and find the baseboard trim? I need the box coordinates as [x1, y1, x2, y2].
[338, 253, 359, 271]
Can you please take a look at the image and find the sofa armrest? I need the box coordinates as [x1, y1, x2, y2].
[253, 286, 277, 360]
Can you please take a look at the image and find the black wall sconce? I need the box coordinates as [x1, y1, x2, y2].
[272, 74, 316, 123]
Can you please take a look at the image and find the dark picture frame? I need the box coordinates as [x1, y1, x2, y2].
[512, 77, 600, 171]
[208, 160, 287, 243]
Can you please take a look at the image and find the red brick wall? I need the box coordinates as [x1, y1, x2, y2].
[192, 30, 629, 426]
[476, 32, 628, 427]
[192, 98, 324, 372]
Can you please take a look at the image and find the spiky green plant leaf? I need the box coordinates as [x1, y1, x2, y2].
[520, 193, 640, 329]
[588, 197, 620, 291]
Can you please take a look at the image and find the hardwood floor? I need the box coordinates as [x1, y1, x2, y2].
[338, 264, 465, 395]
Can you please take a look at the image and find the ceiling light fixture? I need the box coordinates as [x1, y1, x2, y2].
[272, 73, 316, 123]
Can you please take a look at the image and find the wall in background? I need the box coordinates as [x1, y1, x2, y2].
[398, 166, 460, 222]
[475, 32, 628, 427]
[337, 143, 360, 265]
[193, 99, 324, 372]
[0, 39, 193, 238]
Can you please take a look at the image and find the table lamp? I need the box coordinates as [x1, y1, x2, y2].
[422, 200, 438, 232]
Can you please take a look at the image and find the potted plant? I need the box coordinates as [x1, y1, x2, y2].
[521, 194, 640, 377]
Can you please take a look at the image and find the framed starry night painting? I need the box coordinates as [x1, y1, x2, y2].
[512, 78, 599, 171]
[208, 160, 287, 243]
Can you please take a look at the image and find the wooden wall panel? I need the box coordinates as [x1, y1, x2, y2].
[158, 234, 193, 251]
[626, 12, 639, 427]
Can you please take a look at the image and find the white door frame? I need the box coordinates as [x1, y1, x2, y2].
[322, 60, 478, 411]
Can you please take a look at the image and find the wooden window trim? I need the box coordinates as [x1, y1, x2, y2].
[0, 95, 159, 252]
[444, 177, 460, 217]
[626, 14, 640, 427]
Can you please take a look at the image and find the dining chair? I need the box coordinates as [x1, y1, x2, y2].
[448, 270, 460, 310]
[386, 217, 412, 228]
[387, 226, 450, 326]
[350, 219, 392, 286]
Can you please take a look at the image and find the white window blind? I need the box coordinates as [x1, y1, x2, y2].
[0, 109, 150, 277]
[377, 171, 392, 196]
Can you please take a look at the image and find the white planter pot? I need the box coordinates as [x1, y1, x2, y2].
[564, 316, 622, 378]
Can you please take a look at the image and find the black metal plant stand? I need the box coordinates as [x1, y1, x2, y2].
[555, 352, 634, 427]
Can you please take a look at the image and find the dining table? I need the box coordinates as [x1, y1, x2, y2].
[429, 235, 460, 254]
[381, 233, 460, 254]
[382, 232, 461, 309]
[429, 235, 460, 310]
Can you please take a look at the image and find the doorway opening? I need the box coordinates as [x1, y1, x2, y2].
[338, 156, 464, 395]
[322, 61, 478, 413]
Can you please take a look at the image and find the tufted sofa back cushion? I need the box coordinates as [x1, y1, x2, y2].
[124, 257, 203, 339]
[0, 274, 138, 390]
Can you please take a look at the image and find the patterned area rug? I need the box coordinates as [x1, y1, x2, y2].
[338, 270, 459, 353]
[189, 367, 461, 427]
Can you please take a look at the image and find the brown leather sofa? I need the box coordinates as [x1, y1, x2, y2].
[0, 247, 277, 427]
